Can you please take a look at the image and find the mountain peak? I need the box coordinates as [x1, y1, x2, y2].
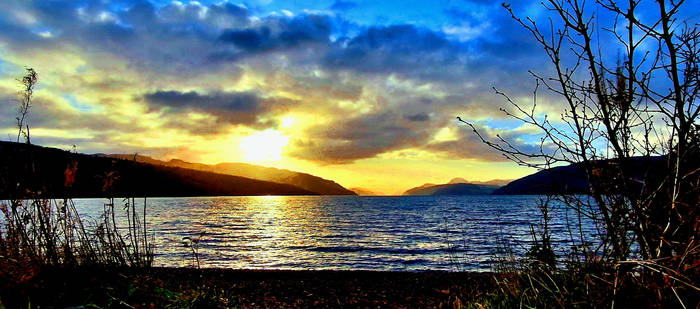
[109, 155, 356, 195]
[0, 141, 315, 198]
[448, 177, 468, 184]
[403, 177, 510, 196]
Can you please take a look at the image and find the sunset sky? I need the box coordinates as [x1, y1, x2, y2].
[1, 1, 690, 194]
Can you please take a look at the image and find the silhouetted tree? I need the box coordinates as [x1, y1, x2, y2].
[16, 67, 37, 144]
[461, 0, 698, 304]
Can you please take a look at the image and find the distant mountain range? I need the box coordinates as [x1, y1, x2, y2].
[349, 187, 379, 196]
[447, 177, 512, 186]
[404, 156, 664, 196]
[403, 178, 507, 196]
[0, 142, 329, 198]
[104, 154, 356, 196]
[1, 141, 666, 199]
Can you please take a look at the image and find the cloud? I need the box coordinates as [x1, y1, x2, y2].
[404, 113, 430, 122]
[0, 0, 542, 88]
[423, 125, 509, 162]
[0, 86, 153, 152]
[0, 1, 251, 76]
[0, 0, 558, 165]
[290, 112, 431, 163]
[142, 90, 294, 134]
[424, 123, 557, 162]
[323, 25, 463, 79]
[216, 13, 332, 61]
[288, 112, 551, 164]
[145, 90, 261, 112]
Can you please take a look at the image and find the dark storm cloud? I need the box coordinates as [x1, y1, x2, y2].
[0, 0, 251, 75]
[323, 25, 464, 79]
[0, 0, 542, 86]
[404, 113, 430, 122]
[217, 13, 332, 58]
[290, 112, 432, 163]
[142, 90, 294, 134]
[289, 111, 549, 163]
[213, 9, 540, 86]
[145, 90, 261, 112]
[220, 28, 269, 51]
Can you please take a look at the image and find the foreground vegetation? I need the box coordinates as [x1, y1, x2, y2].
[460, 0, 699, 307]
[1, 257, 695, 308]
[1, 267, 499, 308]
[1, 67, 154, 306]
[466, 252, 699, 308]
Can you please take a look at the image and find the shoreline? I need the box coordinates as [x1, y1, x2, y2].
[1, 266, 497, 308]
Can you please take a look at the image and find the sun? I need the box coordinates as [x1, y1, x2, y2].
[239, 129, 290, 162]
[280, 115, 296, 128]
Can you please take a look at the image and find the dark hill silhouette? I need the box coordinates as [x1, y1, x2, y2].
[492, 156, 665, 195]
[491, 165, 588, 195]
[106, 154, 356, 195]
[404, 182, 500, 195]
[0, 141, 315, 199]
[447, 177, 512, 186]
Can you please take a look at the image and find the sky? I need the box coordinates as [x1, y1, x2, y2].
[0, 0, 695, 194]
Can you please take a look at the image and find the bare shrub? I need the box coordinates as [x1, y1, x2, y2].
[461, 0, 699, 306]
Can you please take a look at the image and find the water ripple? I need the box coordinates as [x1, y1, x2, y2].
[73, 195, 599, 271]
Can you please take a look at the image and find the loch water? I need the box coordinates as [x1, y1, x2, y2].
[73, 195, 598, 271]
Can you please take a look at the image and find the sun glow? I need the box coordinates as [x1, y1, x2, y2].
[239, 129, 290, 162]
[280, 115, 296, 128]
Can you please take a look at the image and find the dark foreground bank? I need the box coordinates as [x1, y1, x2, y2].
[1, 267, 495, 308]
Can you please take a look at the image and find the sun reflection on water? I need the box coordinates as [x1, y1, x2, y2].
[71, 196, 599, 271]
[190, 196, 333, 268]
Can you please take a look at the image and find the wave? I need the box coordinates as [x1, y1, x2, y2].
[308, 246, 448, 255]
